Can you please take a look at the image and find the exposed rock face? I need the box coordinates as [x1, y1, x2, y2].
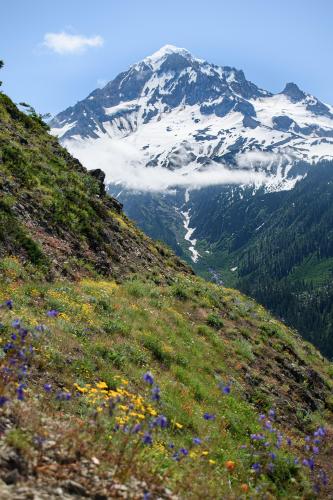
[89, 168, 106, 196]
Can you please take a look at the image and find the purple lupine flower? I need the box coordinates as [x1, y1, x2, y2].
[269, 452, 276, 460]
[142, 433, 153, 445]
[143, 372, 154, 385]
[203, 412, 215, 420]
[35, 324, 46, 332]
[3, 342, 14, 353]
[151, 385, 160, 401]
[258, 414, 266, 421]
[47, 309, 59, 317]
[43, 384, 52, 392]
[19, 328, 28, 339]
[193, 437, 202, 445]
[155, 415, 168, 428]
[313, 446, 319, 455]
[17, 384, 25, 401]
[132, 423, 142, 434]
[56, 391, 71, 401]
[33, 435, 45, 448]
[180, 447, 188, 456]
[268, 408, 275, 418]
[11, 319, 20, 329]
[308, 458, 315, 471]
[251, 433, 264, 441]
[0, 396, 8, 407]
[5, 300, 13, 310]
[252, 463, 261, 473]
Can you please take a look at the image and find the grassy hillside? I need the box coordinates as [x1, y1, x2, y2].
[1, 271, 333, 498]
[1, 93, 333, 498]
[0, 92, 188, 281]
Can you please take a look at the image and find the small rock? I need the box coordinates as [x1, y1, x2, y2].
[93, 494, 108, 500]
[91, 456, 100, 466]
[3, 469, 20, 485]
[62, 480, 87, 496]
[45, 440, 56, 449]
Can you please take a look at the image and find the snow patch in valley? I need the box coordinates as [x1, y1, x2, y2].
[181, 208, 200, 263]
[179, 189, 200, 263]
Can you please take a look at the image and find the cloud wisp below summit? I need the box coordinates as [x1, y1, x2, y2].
[63, 138, 272, 192]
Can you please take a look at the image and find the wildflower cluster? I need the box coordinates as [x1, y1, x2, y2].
[0, 299, 42, 406]
[240, 408, 328, 493]
[71, 371, 232, 470]
[0, 298, 329, 497]
[73, 377, 160, 434]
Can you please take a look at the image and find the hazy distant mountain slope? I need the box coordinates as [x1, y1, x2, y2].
[184, 161, 333, 358]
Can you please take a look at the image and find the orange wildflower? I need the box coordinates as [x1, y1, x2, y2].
[225, 460, 236, 471]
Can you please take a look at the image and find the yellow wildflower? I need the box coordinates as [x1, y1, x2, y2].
[96, 381, 108, 389]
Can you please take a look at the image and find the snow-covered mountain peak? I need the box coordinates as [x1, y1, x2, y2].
[141, 44, 196, 69]
[50, 46, 333, 193]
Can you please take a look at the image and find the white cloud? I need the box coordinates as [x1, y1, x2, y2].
[63, 137, 270, 192]
[43, 31, 104, 54]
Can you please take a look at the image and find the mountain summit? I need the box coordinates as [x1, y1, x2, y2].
[141, 44, 197, 68]
[51, 45, 333, 192]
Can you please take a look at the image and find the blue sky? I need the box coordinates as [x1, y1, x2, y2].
[1, 0, 333, 115]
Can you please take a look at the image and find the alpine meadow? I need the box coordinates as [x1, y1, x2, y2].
[1, 2, 333, 498]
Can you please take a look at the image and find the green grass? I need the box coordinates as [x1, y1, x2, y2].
[0, 273, 332, 497]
